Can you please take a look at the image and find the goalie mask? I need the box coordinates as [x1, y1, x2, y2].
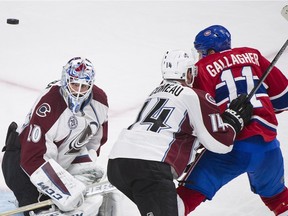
[161, 50, 197, 87]
[61, 57, 95, 113]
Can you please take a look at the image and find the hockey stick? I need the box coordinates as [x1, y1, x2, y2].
[245, 5, 288, 102]
[0, 180, 116, 216]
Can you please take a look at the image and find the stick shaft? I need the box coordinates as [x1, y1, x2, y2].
[0, 200, 53, 216]
[246, 39, 288, 102]
[244, 5, 288, 102]
[0, 180, 115, 216]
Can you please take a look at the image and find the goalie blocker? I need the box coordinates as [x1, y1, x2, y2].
[30, 159, 86, 212]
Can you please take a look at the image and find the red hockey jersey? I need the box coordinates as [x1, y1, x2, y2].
[194, 47, 288, 142]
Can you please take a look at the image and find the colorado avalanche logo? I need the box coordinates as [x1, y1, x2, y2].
[68, 116, 78, 130]
[36, 103, 51, 117]
[66, 122, 98, 154]
[205, 93, 217, 105]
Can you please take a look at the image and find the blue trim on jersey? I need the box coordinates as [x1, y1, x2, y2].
[271, 90, 288, 111]
[250, 118, 277, 132]
[215, 84, 229, 103]
[215, 79, 267, 105]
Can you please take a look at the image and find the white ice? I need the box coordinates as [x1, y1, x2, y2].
[0, 1, 288, 215]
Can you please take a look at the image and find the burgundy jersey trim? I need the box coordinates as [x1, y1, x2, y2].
[41, 162, 71, 195]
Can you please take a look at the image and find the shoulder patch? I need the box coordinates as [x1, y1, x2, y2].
[36, 103, 51, 117]
[68, 116, 78, 130]
[205, 93, 217, 105]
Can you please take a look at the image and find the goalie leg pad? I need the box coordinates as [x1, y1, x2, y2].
[98, 190, 124, 216]
[29, 195, 103, 216]
[77, 194, 103, 216]
[30, 159, 86, 212]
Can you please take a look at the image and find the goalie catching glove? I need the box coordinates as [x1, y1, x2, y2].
[221, 94, 253, 133]
[67, 149, 104, 186]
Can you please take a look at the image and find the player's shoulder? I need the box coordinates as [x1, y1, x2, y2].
[31, 82, 66, 126]
[231, 46, 261, 54]
[183, 88, 217, 110]
[39, 81, 63, 105]
[190, 87, 215, 101]
[181, 86, 215, 103]
[91, 85, 108, 107]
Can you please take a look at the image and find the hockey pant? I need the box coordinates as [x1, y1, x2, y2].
[107, 158, 178, 216]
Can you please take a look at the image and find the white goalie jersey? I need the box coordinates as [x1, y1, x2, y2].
[18, 80, 108, 176]
[109, 80, 236, 177]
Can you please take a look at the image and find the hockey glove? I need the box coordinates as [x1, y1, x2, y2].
[221, 94, 253, 133]
[30, 159, 86, 212]
[68, 149, 104, 185]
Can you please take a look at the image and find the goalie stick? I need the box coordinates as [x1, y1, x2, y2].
[0, 180, 116, 216]
[245, 5, 288, 102]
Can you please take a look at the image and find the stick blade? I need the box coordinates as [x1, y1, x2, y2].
[281, 5, 288, 21]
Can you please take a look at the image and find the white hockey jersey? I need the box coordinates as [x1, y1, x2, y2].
[109, 80, 236, 177]
[18, 80, 108, 176]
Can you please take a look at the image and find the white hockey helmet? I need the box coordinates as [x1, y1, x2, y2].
[161, 50, 197, 86]
[61, 57, 95, 113]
